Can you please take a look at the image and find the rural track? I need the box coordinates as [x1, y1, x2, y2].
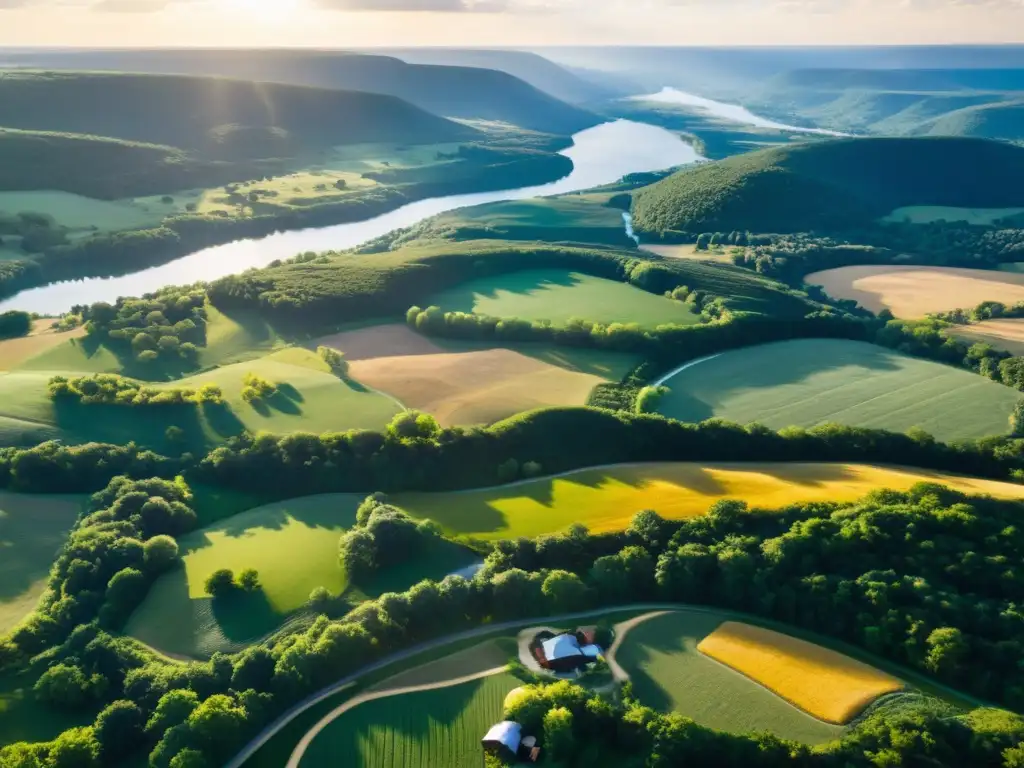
[284, 666, 508, 768]
[225, 602, 992, 768]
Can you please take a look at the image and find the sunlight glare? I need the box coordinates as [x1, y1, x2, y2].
[225, 0, 302, 21]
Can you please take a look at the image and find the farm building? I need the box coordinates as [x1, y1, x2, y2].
[538, 633, 602, 673]
[482, 721, 540, 763]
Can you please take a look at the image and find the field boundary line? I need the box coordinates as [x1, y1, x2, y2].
[652, 352, 722, 387]
[285, 666, 507, 768]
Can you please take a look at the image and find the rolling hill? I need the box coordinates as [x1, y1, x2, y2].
[0, 49, 600, 135]
[630, 137, 1024, 234]
[919, 100, 1024, 141]
[0, 70, 477, 159]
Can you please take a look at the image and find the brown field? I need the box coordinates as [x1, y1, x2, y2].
[312, 323, 447, 361]
[948, 319, 1024, 355]
[0, 320, 86, 370]
[698, 621, 904, 724]
[350, 348, 610, 426]
[805, 265, 1024, 318]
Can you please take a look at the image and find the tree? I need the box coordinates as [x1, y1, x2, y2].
[47, 727, 100, 768]
[497, 458, 519, 483]
[696, 233, 710, 251]
[94, 701, 143, 761]
[34, 663, 93, 709]
[146, 690, 200, 738]
[170, 750, 209, 768]
[522, 461, 543, 478]
[925, 627, 969, 677]
[317, 346, 349, 377]
[542, 570, 589, 612]
[543, 706, 575, 761]
[204, 569, 235, 597]
[186, 694, 248, 759]
[334, 179, 347, 190]
[144, 535, 180, 573]
[238, 569, 260, 592]
[1010, 399, 1024, 436]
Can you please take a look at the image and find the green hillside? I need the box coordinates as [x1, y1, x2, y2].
[0, 50, 600, 135]
[631, 137, 1024, 234]
[920, 100, 1024, 141]
[0, 70, 476, 158]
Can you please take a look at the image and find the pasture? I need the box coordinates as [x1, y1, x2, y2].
[654, 339, 1018, 441]
[697, 621, 903, 724]
[391, 461, 1024, 540]
[614, 610, 843, 744]
[0, 491, 83, 634]
[640, 242, 736, 263]
[805, 265, 1024, 318]
[881, 205, 1024, 225]
[0, 320, 85, 370]
[948, 318, 1024, 355]
[0, 190, 166, 236]
[298, 672, 521, 768]
[426, 269, 701, 327]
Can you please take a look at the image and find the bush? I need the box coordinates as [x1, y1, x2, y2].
[317, 345, 349, 377]
[238, 569, 260, 592]
[204, 569, 235, 597]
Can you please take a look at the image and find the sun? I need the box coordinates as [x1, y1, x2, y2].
[224, 0, 302, 21]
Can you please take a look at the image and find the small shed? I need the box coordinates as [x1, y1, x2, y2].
[482, 721, 522, 760]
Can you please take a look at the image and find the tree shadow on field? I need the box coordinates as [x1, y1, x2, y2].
[201, 401, 246, 439]
[210, 589, 286, 644]
[276, 382, 304, 403]
[433, 269, 584, 314]
[266, 390, 302, 415]
[755, 463, 861, 489]
[213, 495, 360, 539]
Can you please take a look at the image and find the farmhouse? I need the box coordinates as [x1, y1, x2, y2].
[536, 632, 602, 673]
[482, 721, 540, 763]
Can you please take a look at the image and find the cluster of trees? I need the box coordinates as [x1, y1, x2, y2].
[932, 299, 1024, 325]
[76, 287, 208, 366]
[48, 374, 224, 407]
[240, 373, 276, 405]
[316, 346, 348, 377]
[204, 568, 261, 597]
[0, 210, 68, 253]
[0, 440, 180, 493]
[0, 309, 31, 340]
[338, 495, 443, 582]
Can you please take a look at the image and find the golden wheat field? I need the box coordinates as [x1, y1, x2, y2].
[948, 319, 1024, 356]
[805, 265, 1024, 318]
[698, 622, 904, 724]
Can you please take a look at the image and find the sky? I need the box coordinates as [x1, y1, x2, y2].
[1, 0, 1024, 47]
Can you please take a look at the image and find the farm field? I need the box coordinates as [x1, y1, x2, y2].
[881, 205, 1024, 225]
[425, 269, 701, 327]
[614, 610, 844, 744]
[805, 265, 1024, 318]
[0, 319, 85, 370]
[654, 339, 1018, 441]
[640, 242, 736, 263]
[948, 318, 1024, 355]
[697, 621, 903, 724]
[297, 672, 521, 768]
[390, 461, 1024, 540]
[0, 491, 83, 634]
[127, 493, 478, 658]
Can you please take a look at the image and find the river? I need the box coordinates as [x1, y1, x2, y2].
[0, 119, 704, 314]
[635, 87, 849, 137]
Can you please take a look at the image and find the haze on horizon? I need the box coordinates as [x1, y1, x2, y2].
[2, 0, 1024, 48]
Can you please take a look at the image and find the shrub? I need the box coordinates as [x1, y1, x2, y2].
[204, 569, 235, 597]
[317, 345, 349, 377]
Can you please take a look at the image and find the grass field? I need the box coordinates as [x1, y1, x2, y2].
[948, 318, 1024, 355]
[425, 269, 701, 327]
[391, 461, 1024, 540]
[697, 622, 903, 724]
[806, 265, 1024, 318]
[127, 493, 477, 658]
[655, 339, 1018, 441]
[881, 205, 1024, 225]
[0, 319, 85, 370]
[0, 190, 167, 236]
[615, 610, 843, 744]
[640, 242, 737, 263]
[0, 491, 83, 634]
[298, 672, 522, 768]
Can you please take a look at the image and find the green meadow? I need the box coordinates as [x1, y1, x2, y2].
[298, 672, 521, 768]
[655, 339, 1020, 441]
[615, 610, 843, 744]
[426, 269, 700, 327]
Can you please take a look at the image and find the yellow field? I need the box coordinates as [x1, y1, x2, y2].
[392, 462, 1024, 540]
[806, 265, 1024, 318]
[948, 318, 1024, 355]
[698, 622, 903, 724]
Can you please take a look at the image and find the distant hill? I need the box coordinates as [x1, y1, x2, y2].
[631, 137, 1024, 234]
[919, 100, 1024, 141]
[767, 68, 1024, 93]
[0, 49, 601, 135]
[0, 70, 476, 158]
[374, 48, 625, 104]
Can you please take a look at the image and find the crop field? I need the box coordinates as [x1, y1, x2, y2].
[298, 672, 521, 768]
[368, 639, 518, 694]
[948, 318, 1024, 355]
[881, 205, 1024, 225]
[655, 339, 1018, 441]
[0, 491, 83, 634]
[615, 610, 843, 744]
[391, 461, 1024, 540]
[805, 265, 1024, 318]
[425, 269, 701, 327]
[351, 345, 635, 427]
[0, 320, 85, 370]
[640, 242, 736, 263]
[697, 622, 903, 724]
